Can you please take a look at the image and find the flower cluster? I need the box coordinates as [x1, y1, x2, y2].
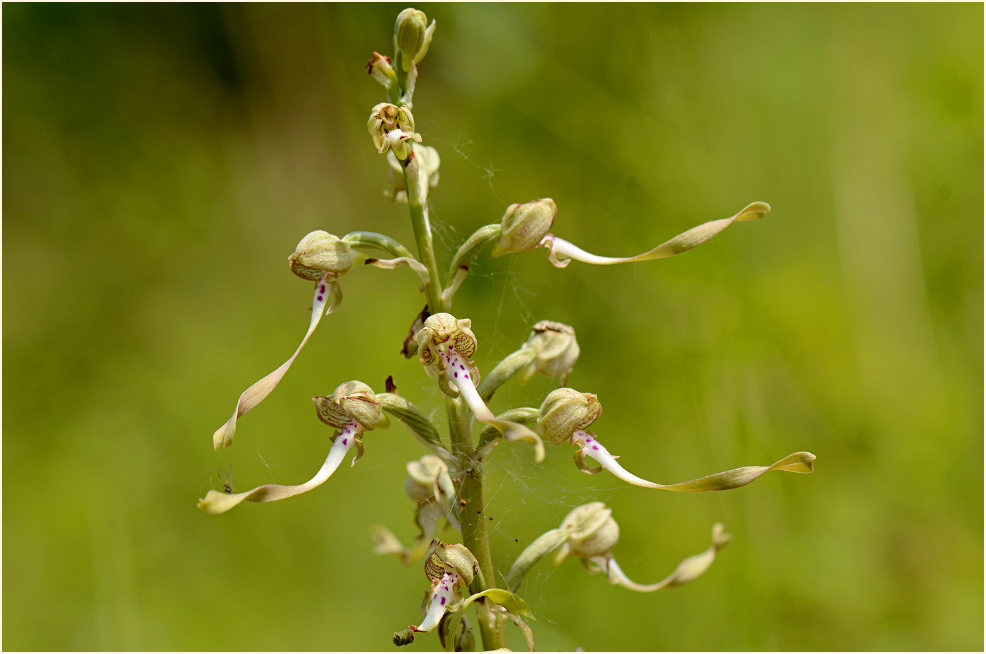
[199, 7, 815, 651]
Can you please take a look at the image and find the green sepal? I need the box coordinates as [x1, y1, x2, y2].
[446, 224, 501, 279]
[476, 407, 539, 458]
[444, 589, 535, 652]
[342, 231, 416, 259]
[505, 528, 568, 591]
[377, 392, 453, 461]
[443, 589, 535, 652]
[451, 588, 535, 620]
[476, 348, 536, 402]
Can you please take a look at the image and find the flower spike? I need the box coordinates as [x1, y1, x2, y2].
[198, 381, 381, 515]
[416, 313, 545, 461]
[537, 388, 815, 491]
[538, 201, 770, 268]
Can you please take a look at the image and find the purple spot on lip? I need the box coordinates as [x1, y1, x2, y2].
[441, 597, 447, 606]
[592, 445, 599, 450]
[459, 364, 465, 370]
[453, 372, 458, 378]
[464, 374, 470, 379]
[343, 438, 349, 445]
[317, 295, 324, 302]
[319, 285, 326, 294]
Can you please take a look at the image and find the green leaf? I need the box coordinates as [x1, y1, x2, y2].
[453, 588, 535, 620]
[377, 392, 451, 459]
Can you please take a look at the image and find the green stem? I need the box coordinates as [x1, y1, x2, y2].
[447, 398, 508, 650]
[402, 136, 502, 648]
[402, 151, 446, 313]
[393, 50, 409, 102]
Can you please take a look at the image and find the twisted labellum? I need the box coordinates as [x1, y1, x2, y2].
[414, 571, 461, 633]
[540, 202, 769, 268]
[441, 345, 545, 461]
[212, 275, 342, 449]
[569, 429, 815, 492]
[198, 419, 361, 515]
[602, 522, 732, 592]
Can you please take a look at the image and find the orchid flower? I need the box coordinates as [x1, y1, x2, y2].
[488, 197, 771, 267]
[477, 320, 580, 402]
[506, 502, 732, 594]
[198, 381, 382, 515]
[212, 231, 350, 450]
[415, 313, 545, 461]
[393, 540, 478, 644]
[393, 539, 535, 649]
[537, 388, 816, 491]
[368, 103, 422, 161]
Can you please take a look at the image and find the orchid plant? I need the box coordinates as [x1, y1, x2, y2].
[198, 8, 815, 650]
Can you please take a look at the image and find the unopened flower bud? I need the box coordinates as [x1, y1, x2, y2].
[522, 320, 580, 381]
[537, 387, 602, 444]
[366, 51, 397, 88]
[491, 198, 557, 257]
[394, 8, 435, 71]
[289, 230, 355, 280]
[556, 501, 620, 561]
[313, 380, 382, 431]
[424, 539, 478, 586]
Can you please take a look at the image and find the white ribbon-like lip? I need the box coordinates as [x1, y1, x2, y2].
[440, 344, 545, 462]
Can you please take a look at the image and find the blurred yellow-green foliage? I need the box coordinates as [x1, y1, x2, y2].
[3, 3, 982, 651]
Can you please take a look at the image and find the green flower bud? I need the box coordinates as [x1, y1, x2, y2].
[491, 198, 557, 257]
[536, 387, 602, 444]
[288, 230, 355, 280]
[521, 320, 580, 381]
[313, 380, 382, 431]
[394, 9, 435, 71]
[424, 539, 478, 587]
[554, 501, 620, 562]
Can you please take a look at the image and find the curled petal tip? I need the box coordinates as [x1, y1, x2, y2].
[212, 422, 233, 450]
[210, 276, 340, 450]
[197, 421, 360, 515]
[737, 201, 771, 221]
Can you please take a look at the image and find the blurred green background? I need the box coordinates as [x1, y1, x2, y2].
[3, 3, 982, 651]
